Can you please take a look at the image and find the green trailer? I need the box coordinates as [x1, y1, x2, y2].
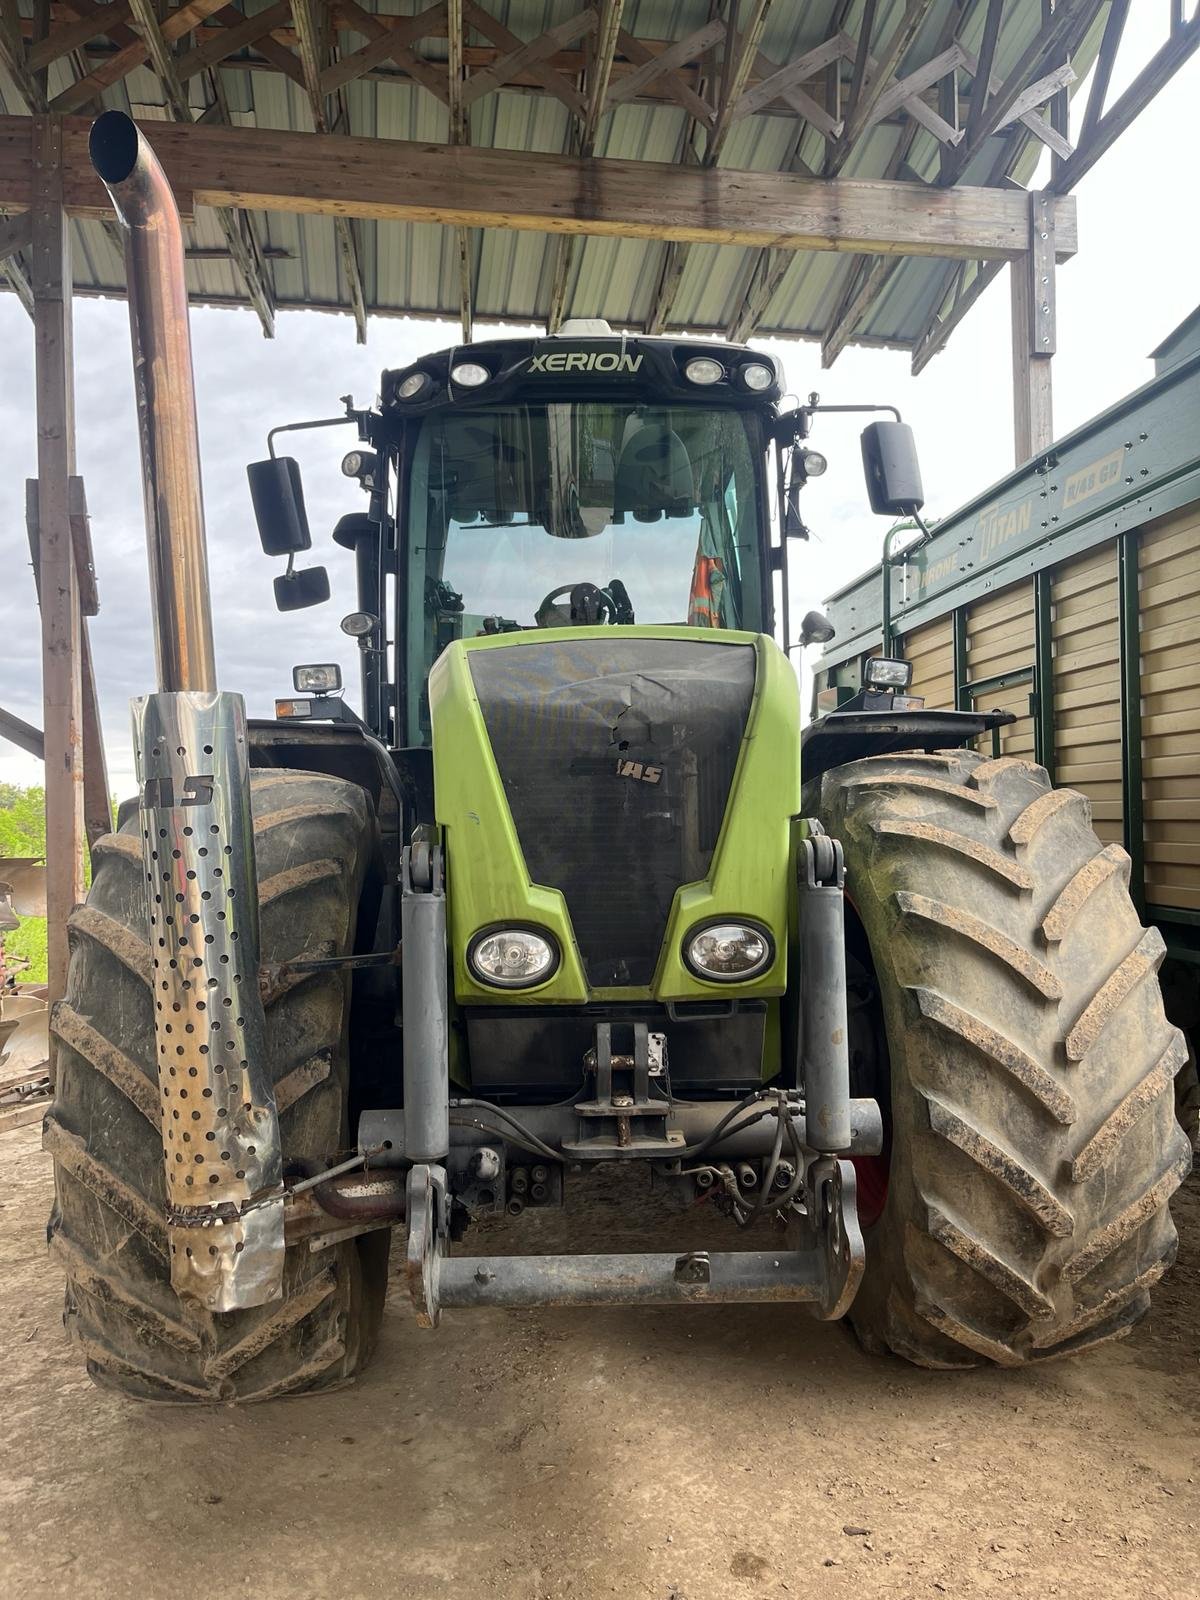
[812, 309, 1200, 1138]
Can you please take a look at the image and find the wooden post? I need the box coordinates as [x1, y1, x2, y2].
[31, 114, 85, 1032]
[1011, 190, 1055, 463]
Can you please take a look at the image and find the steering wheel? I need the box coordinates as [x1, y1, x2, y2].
[535, 580, 634, 627]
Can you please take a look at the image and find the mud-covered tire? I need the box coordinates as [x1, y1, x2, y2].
[46, 769, 390, 1402]
[810, 750, 1191, 1368]
[1175, 1044, 1200, 1153]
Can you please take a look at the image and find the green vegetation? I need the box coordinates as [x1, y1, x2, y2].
[1, 784, 48, 985]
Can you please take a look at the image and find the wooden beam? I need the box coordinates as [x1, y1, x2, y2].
[322, 0, 446, 100]
[731, 33, 848, 127]
[291, 0, 367, 342]
[964, 0, 1003, 145]
[463, 1, 586, 117]
[25, 474, 108, 851]
[821, 255, 895, 367]
[27, 0, 133, 73]
[0, 207, 31, 260]
[178, 0, 293, 85]
[582, 0, 626, 150]
[611, 28, 717, 125]
[1079, 0, 1128, 145]
[0, 706, 44, 760]
[1051, 12, 1200, 192]
[706, 0, 775, 164]
[827, 0, 935, 175]
[48, 0, 232, 114]
[447, 0, 469, 342]
[547, 0, 627, 333]
[1, 248, 34, 314]
[1011, 194, 1054, 462]
[727, 246, 791, 342]
[606, 17, 724, 120]
[950, 0, 1090, 176]
[460, 7, 596, 108]
[0, 115, 1075, 260]
[0, 0, 50, 113]
[125, 0, 275, 335]
[30, 117, 85, 1030]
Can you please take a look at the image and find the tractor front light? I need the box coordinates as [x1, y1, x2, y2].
[863, 656, 913, 689]
[739, 361, 774, 392]
[469, 927, 559, 989]
[292, 663, 342, 694]
[684, 357, 724, 386]
[450, 361, 490, 387]
[684, 920, 773, 982]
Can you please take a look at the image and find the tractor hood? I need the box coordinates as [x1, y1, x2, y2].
[427, 626, 800, 1004]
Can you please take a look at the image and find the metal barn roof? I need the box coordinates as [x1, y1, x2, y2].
[1, 2, 1194, 363]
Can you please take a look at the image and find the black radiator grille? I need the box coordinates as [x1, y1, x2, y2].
[468, 639, 756, 986]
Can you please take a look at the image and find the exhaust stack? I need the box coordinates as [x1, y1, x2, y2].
[91, 113, 284, 1313]
[90, 110, 216, 693]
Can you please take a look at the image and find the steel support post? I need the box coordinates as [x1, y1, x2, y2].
[401, 843, 450, 1162]
[31, 115, 85, 1038]
[1011, 191, 1056, 465]
[798, 836, 852, 1154]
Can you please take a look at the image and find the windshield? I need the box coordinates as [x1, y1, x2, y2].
[404, 402, 765, 739]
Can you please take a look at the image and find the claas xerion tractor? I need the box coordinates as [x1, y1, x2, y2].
[47, 112, 1191, 1401]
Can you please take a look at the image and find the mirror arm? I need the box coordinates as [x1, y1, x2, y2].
[266, 407, 361, 460]
[881, 516, 935, 649]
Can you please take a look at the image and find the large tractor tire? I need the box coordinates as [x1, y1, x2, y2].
[810, 749, 1191, 1368]
[45, 769, 389, 1402]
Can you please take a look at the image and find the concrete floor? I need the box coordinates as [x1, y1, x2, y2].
[2, 1121, 1197, 1600]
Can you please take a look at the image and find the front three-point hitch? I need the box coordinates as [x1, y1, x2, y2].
[363, 826, 874, 1326]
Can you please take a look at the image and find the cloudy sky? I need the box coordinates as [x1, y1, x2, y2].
[2, 39, 1198, 798]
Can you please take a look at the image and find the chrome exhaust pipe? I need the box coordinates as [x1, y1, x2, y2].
[90, 110, 215, 694]
[91, 113, 284, 1312]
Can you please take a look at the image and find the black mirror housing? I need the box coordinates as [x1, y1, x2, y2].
[248, 456, 312, 555]
[332, 511, 375, 550]
[861, 421, 924, 516]
[273, 565, 330, 611]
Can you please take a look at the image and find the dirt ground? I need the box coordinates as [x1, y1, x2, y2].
[1, 1122, 1197, 1600]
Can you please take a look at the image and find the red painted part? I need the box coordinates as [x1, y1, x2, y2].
[852, 1156, 889, 1230]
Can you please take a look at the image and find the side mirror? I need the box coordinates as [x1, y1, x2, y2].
[861, 421, 924, 516]
[273, 566, 330, 611]
[248, 457, 312, 555]
[799, 609, 836, 647]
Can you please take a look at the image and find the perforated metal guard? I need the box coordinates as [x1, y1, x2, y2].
[132, 690, 284, 1311]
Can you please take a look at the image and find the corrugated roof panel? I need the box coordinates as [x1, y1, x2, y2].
[0, 0, 1117, 358]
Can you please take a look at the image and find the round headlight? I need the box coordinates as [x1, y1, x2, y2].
[397, 371, 429, 400]
[684, 920, 773, 982]
[450, 361, 490, 387]
[684, 357, 724, 386]
[802, 448, 828, 477]
[740, 361, 774, 392]
[469, 927, 559, 989]
[340, 610, 378, 638]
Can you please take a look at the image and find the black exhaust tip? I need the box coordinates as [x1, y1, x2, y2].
[89, 110, 139, 186]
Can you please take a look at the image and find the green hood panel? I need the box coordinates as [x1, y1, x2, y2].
[428, 626, 800, 1003]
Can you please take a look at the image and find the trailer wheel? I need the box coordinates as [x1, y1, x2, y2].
[45, 769, 390, 1402]
[811, 750, 1191, 1368]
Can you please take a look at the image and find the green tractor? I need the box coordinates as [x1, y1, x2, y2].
[48, 113, 1190, 1401]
